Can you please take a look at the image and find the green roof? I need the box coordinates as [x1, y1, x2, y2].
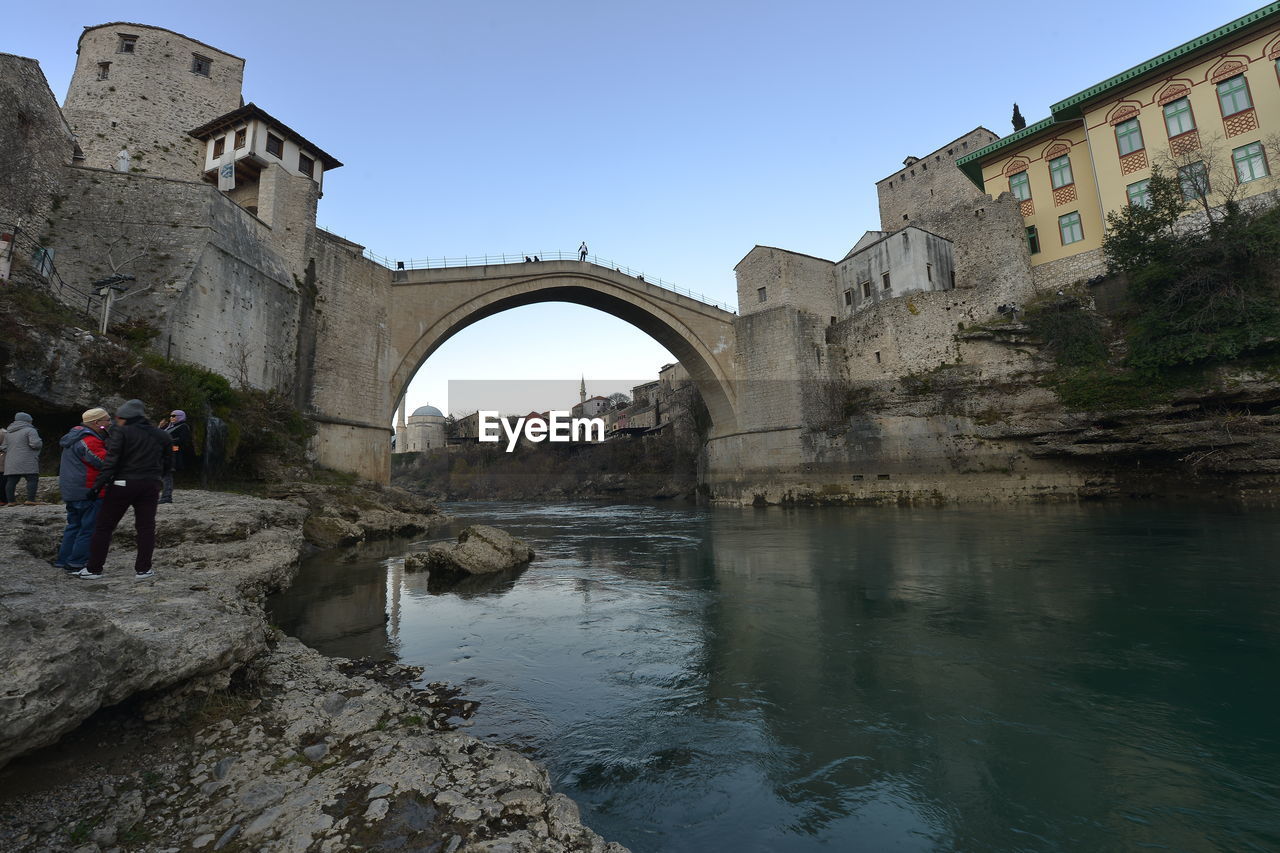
[1052, 2, 1280, 118]
[955, 117, 1057, 192]
[955, 2, 1280, 191]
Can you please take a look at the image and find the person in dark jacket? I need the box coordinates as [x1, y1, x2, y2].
[2, 412, 44, 505]
[75, 399, 172, 580]
[55, 408, 111, 572]
[159, 409, 194, 503]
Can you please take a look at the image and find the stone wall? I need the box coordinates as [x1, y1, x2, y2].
[875, 128, 999, 231]
[0, 54, 77, 266]
[836, 227, 955, 316]
[307, 230, 394, 481]
[735, 246, 837, 320]
[1031, 247, 1107, 293]
[62, 24, 244, 181]
[731, 305, 833, 433]
[46, 166, 302, 391]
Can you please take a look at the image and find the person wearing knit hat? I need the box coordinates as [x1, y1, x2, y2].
[54, 407, 111, 571]
[2, 412, 43, 506]
[75, 400, 172, 580]
[160, 408, 193, 504]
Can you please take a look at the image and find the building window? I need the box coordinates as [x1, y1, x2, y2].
[1009, 170, 1031, 201]
[1059, 211, 1084, 245]
[212, 136, 226, 158]
[191, 54, 212, 76]
[1233, 142, 1268, 183]
[298, 153, 315, 178]
[1127, 179, 1152, 208]
[118, 35, 137, 53]
[926, 263, 933, 282]
[265, 133, 284, 158]
[97, 62, 110, 80]
[881, 272, 891, 291]
[1115, 118, 1144, 155]
[1179, 161, 1210, 201]
[1163, 97, 1195, 137]
[1049, 154, 1074, 189]
[1026, 226, 1040, 254]
[861, 281, 871, 298]
[844, 290, 853, 307]
[234, 128, 246, 149]
[1216, 74, 1252, 117]
[757, 286, 767, 303]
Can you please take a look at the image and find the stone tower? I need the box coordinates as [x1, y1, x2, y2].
[62, 23, 245, 180]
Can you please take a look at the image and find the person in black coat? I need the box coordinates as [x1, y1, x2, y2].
[74, 399, 172, 580]
[159, 408, 194, 504]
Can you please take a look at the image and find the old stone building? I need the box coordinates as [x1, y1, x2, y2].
[395, 404, 446, 453]
[0, 22, 412, 480]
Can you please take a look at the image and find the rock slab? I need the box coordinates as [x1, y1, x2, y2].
[0, 491, 307, 769]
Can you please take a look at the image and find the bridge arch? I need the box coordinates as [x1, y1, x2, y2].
[387, 260, 738, 433]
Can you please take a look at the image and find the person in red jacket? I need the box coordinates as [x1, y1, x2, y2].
[54, 408, 111, 572]
[75, 399, 172, 580]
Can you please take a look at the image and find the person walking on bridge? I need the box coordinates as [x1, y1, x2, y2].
[579, 242, 589, 262]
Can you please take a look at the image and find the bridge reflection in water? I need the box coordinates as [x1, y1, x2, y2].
[270, 502, 1280, 853]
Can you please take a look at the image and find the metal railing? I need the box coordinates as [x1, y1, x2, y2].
[1, 222, 103, 318]
[354, 246, 737, 313]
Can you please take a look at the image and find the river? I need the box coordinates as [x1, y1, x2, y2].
[268, 501, 1280, 852]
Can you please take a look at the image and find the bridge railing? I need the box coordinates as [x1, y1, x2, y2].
[360, 247, 737, 313]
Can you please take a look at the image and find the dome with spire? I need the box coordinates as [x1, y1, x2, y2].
[411, 405, 443, 418]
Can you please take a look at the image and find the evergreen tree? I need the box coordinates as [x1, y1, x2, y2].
[1012, 103, 1026, 131]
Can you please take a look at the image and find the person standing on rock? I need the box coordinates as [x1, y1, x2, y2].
[75, 399, 172, 580]
[1, 412, 43, 506]
[54, 408, 111, 572]
[160, 409, 193, 504]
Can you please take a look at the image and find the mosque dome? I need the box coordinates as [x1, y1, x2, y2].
[411, 405, 443, 418]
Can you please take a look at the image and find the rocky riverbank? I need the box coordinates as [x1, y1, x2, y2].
[0, 491, 628, 852]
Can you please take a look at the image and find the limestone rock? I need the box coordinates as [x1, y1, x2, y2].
[405, 526, 535, 576]
[0, 491, 306, 769]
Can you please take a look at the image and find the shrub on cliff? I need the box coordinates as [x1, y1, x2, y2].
[1104, 167, 1280, 371]
[1023, 295, 1108, 368]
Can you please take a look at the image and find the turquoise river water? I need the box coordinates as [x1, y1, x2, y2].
[268, 501, 1280, 852]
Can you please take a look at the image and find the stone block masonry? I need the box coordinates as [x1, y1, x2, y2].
[46, 166, 302, 391]
[0, 54, 77, 255]
[62, 24, 244, 181]
[735, 246, 837, 320]
[306, 230, 396, 482]
[876, 128, 999, 231]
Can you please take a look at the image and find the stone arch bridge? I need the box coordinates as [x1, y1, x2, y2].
[312, 258, 739, 482]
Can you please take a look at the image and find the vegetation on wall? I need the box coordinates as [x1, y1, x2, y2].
[2, 282, 312, 479]
[1105, 167, 1280, 371]
[1028, 166, 1280, 410]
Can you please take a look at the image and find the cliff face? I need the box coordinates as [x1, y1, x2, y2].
[705, 315, 1280, 507]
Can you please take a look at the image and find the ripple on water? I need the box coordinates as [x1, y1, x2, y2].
[271, 500, 1280, 853]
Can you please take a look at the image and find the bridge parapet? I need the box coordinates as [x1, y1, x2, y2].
[367, 249, 737, 314]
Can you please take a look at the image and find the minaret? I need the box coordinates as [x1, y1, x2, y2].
[396, 397, 407, 452]
[580, 375, 587, 405]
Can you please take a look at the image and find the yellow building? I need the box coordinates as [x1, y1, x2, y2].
[958, 2, 1280, 280]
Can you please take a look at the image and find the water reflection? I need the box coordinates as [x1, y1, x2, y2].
[270, 503, 1280, 853]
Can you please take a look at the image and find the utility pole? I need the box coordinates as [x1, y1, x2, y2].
[93, 274, 136, 333]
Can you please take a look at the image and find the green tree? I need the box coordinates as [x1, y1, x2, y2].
[1102, 166, 1185, 275]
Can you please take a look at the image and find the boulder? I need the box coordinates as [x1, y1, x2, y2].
[405, 526, 535, 576]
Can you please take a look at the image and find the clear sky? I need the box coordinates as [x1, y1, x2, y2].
[5, 0, 1266, 416]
